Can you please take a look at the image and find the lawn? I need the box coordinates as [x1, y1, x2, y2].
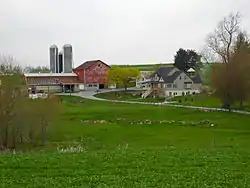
[1, 96, 250, 187]
[171, 94, 250, 111]
[95, 90, 166, 103]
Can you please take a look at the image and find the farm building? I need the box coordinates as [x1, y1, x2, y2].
[24, 73, 81, 93]
[73, 60, 110, 90]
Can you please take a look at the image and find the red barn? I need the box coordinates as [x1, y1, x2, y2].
[73, 60, 110, 90]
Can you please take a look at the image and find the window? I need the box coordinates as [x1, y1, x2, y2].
[167, 84, 172, 88]
[179, 76, 182, 80]
[184, 76, 187, 80]
[173, 84, 177, 88]
[184, 83, 191, 89]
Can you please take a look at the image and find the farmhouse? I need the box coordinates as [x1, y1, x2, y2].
[141, 66, 202, 98]
[73, 60, 110, 90]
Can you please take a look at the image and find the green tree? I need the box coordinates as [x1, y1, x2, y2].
[107, 67, 140, 91]
[174, 48, 201, 71]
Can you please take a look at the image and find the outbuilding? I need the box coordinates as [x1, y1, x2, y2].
[24, 72, 81, 93]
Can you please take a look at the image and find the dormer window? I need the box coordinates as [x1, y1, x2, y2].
[179, 76, 182, 80]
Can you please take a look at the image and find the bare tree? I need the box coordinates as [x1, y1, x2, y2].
[207, 12, 241, 63]
[200, 46, 219, 64]
[0, 55, 22, 75]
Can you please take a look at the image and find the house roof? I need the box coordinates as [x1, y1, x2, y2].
[74, 60, 110, 71]
[162, 71, 182, 83]
[191, 74, 202, 83]
[152, 66, 181, 83]
[156, 67, 176, 76]
[154, 66, 203, 84]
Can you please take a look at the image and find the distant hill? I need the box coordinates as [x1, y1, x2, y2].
[112, 62, 220, 71]
[114, 63, 174, 71]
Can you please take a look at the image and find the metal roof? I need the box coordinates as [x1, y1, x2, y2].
[50, 44, 58, 48]
[187, 68, 195, 72]
[74, 60, 110, 70]
[63, 44, 72, 48]
[24, 73, 77, 77]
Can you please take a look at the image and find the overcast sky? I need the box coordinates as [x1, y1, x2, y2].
[1, 0, 250, 67]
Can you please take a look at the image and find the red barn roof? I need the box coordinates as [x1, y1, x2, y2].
[74, 60, 110, 71]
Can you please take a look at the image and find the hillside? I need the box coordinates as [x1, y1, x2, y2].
[116, 63, 174, 71]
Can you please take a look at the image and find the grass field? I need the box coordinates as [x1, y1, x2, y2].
[1, 96, 250, 187]
[172, 94, 250, 111]
[95, 90, 166, 103]
[118, 63, 173, 71]
[95, 90, 250, 111]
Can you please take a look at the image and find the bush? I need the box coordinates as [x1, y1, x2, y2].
[0, 75, 60, 150]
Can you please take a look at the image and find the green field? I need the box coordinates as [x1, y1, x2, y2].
[95, 91, 250, 111]
[172, 94, 250, 111]
[117, 63, 173, 71]
[1, 96, 250, 187]
[95, 90, 165, 103]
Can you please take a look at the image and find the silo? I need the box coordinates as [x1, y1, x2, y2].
[58, 51, 63, 73]
[63, 44, 73, 73]
[49, 44, 58, 73]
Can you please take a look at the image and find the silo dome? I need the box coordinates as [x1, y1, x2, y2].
[50, 44, 58, 48]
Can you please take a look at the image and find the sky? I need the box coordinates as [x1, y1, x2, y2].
[1, 0, 250, 67]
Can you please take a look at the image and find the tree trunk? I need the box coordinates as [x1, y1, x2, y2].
[124, 84, 127, 92]
[4, 123, 8, 148]
[240, 100, 243, 109]
[41, 117, 47, 146]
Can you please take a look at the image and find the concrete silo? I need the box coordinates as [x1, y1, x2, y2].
[58, 51, 63, 73]
[63, 44, 73, 73]
[49, 44, 59, 73]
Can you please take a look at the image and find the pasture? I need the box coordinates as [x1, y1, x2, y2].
[1, 96, 250, 187]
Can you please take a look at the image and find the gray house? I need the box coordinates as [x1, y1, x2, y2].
[141, 66, 202, 98]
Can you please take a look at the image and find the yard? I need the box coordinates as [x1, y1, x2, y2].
[95, 90, 250, 111]
[1, 96, 250, 187]
[94, 90, 166, 103]
[171, 94, 250, 111]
